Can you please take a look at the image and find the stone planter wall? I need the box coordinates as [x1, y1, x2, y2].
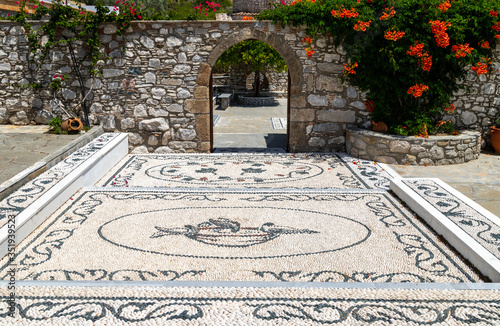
[346, 127, 481, 165]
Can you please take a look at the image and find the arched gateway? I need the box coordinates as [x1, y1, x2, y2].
[198, 28, 304, 151]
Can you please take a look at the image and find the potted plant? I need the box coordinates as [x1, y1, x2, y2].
[492, 117, 500, 153]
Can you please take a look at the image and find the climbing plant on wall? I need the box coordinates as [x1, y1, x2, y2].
[11, 0, 143, 126]
[214, 40, 288, 97]
[259, 0, 500, 136]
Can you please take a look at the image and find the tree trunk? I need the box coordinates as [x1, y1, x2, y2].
[254, 70, 261, 97]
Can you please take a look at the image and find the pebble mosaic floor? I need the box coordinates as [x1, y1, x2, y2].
[0, 188, 482, 283]
[1, 286, 499, 325]
[3, 151, 498, 324]
[96, 153, 393, 190]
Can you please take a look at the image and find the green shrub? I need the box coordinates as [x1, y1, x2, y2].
[260, 0, 500, 136]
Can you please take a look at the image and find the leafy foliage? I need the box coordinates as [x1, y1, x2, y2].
[259, 0, 500, 135]
[215, 40, 288, 73]
[214, 40, 288, 96]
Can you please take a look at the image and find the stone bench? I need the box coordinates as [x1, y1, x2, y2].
[218, 93, 232, 110]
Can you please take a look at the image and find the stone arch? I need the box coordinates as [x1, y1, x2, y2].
[197, 27, 304, 151]
[207, 28, 303, 89]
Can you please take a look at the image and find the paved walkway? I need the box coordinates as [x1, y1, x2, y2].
[390, 152, 500, 217]
[213, 99, 287, 149]
[0, 125, 80, 185]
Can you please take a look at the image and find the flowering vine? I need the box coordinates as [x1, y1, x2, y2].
[194, 1, 221, 16]
[384, 30, 405, 41]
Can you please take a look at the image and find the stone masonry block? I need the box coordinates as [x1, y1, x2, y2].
[185, 99, 209, 114]
[196, 114, 210, 141]
[291, 109, 315, 122]
[194, 86, 209, 99]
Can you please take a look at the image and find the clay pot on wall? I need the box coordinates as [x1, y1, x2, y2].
[371, 121, 388, 133]
[61, 117, 83, 132]
[491, 126, 500, 153]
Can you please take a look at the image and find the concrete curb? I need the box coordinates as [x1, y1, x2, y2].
[0, 126, 104, 201]
[0, 133, 128, 259]
[390, 177, 500, 282]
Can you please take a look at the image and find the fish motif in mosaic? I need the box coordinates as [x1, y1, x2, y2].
[151, 217, 319, 248]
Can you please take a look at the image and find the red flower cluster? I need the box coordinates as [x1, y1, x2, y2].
[406, 42, 424, 56]
[384, 30, 405, 41]
[444, 103, 455, 112]
[429, 20, 451, 48]
[343, 62, 358, 76]
[451, 44, 474, 58]
[331, 6, 359, 18]
[492, 22, 500, 40]
[437, 1, 451, 13]
[365, 100, 374, 112]
[420, 56, 433, 71]
[407, 84, 429, 98]
[242, 16, 254, 20]
[354, 20, 371, 32]
[302, 36, 315, 57]
[194, 1, 220, 16]
[479, 40, 490, 49]
[471, 62, 488, 75]
[490, 10, 498, 17]
[52, 74, 64, 80]
[406, 42, 432, 71]
[379, 7, 395, 20]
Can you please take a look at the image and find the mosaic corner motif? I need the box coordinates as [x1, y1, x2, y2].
[0, 133, 119, 228]
[337, 153, 395, 190]
[402, 178, 500, 260]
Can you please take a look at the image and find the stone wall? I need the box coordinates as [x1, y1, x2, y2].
[346, 128, 481, 165]
[0, 20, 498, 154]
[0, 20, 363, 153]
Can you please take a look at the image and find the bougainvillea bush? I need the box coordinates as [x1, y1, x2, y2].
[260, 0, 500, 136]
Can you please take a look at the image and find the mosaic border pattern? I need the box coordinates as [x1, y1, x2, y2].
[99, 153, 393, 190]
[0, 189, 480, 283]
[1, 287, 499, 325]
[0, 133, 119, 229]
[403, 179, 500, 260]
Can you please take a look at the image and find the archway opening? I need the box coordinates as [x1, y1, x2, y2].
[210, 39, 289, 153]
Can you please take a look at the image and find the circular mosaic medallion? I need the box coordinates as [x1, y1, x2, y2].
[98, 206, 371, 259]
[144, 159, 324, 186]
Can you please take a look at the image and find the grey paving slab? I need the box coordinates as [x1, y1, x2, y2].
[0, 125, 104, 200]
[213, 99, 287, 150]
[0, 126, 80, 184]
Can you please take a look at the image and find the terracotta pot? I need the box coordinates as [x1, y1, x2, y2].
[491, 126, 500, 153]
[371, 121, 388, 133]
[61, 117, 83, 132]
